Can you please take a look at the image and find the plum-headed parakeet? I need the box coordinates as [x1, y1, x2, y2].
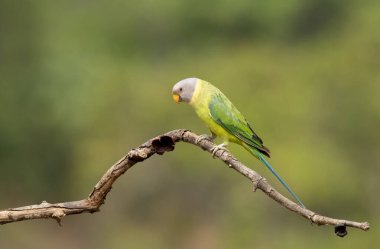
[172, 78, 305, 207]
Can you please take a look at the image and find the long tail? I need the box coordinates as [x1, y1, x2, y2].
[258, 154, 305, 208]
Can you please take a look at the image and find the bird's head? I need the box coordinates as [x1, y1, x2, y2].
[172, 78, 198, 104]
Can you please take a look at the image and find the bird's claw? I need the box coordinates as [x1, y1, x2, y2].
[211, 143, 228, 158]
[195, 134, 214, 144]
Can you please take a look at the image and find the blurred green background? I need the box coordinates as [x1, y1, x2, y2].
[1, 0, 379, 248]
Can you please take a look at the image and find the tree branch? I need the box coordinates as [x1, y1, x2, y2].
[0, 129, 370, 236]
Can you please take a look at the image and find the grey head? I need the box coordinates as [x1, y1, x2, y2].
[172, 78, 198, 103]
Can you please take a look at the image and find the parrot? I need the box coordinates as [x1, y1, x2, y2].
[172, 77, 305, 208]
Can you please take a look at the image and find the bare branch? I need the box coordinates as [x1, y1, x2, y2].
[0, 129, 370, 236]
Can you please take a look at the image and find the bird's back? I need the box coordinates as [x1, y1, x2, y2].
[192, 79, 270, 157]
[189, 80, 226, 133]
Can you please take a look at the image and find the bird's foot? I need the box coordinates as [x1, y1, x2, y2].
[211, 143, 228, 158]
[195, 134, 215, 144]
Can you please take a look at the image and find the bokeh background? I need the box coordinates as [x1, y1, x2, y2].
[1, 0, 379, 248]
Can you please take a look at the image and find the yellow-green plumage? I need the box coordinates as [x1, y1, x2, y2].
[190, 79, 269, 158]
[172, 78, 305, 207]
[190, 80, 241, 145]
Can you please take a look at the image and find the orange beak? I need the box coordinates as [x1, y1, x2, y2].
[172, 93, 180, 103]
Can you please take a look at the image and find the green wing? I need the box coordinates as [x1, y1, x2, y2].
[208, 92, 270, 157]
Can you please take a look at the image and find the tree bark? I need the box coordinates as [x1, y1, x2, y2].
[0, 129, 370, 236]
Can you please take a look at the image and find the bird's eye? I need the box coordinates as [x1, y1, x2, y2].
[179, 87, 183, 92]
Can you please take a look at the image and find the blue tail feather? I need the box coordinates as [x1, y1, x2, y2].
[258, 154, 305, 208]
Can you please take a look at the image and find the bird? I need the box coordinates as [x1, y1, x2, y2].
[172, 77, 305, 208]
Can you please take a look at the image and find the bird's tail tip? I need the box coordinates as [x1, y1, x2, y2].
[258, 154, 305, 208]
